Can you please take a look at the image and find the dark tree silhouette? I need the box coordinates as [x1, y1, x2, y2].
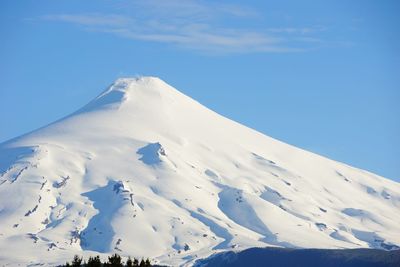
[71, 255, 82, 267]
[60, 253, 151, 267]
[87, 255, 101, 267]
[106, 253, 123, 267]
[126, 257, 133, 267]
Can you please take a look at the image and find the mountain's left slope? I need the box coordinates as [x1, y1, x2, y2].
[0, 77, 399, 267]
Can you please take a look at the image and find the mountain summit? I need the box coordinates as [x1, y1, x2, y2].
[80, 77, 185, 112]
[0, 77, 399, 266]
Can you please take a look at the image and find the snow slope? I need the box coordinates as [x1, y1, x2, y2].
[0, 77, 399, 266]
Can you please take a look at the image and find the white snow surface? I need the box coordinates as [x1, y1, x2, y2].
[0, 77, 399, 266]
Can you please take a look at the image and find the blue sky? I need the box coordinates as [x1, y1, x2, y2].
[0, 0, 399, 181]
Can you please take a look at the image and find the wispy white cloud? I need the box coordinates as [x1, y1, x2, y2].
[121, 0, 259, 20]
[40, 1, 325, 53]
[265, 26, 327, 34]
[42, 14, 134, 27]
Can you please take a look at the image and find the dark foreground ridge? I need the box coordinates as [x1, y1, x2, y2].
[194, 247, 400, 267]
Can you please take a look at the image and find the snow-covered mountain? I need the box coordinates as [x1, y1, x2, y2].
[0, 77, 399, 266]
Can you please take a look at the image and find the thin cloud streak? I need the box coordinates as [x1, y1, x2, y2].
[42, 14, 134, 27]
[122, 0, 260, 20]
[101, 27, 290, 53]
[40, 1, 325, 53]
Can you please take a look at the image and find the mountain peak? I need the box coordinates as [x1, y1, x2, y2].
[99, 76, 171, 99]
[110, 76, 166, 91]
[81, 76, 178, 113]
